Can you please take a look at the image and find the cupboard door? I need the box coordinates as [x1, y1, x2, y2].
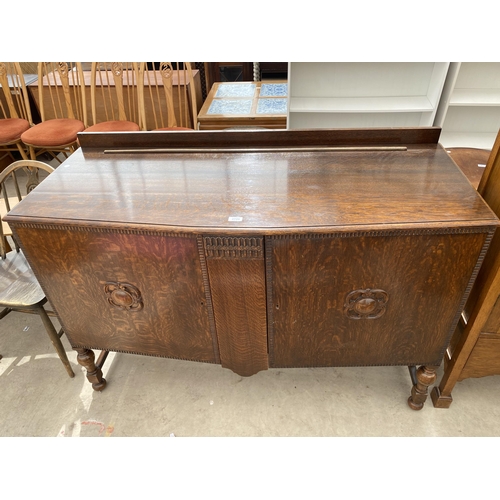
[15, 226, 218, 363]
[267, 232, 486, 368]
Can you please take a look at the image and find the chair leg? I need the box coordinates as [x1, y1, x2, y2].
[15, 142, 29, 160]
[36, 305, 75, 378]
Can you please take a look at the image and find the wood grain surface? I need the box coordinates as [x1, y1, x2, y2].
[5, 141, 496, 234]
[76, 128, 443, 151]
[445, 147, 490, 189]
[13, 226, 217, 363]
[6, 128, 499, 393]
[268, 231, 488, 368]
[205, 238, 268, 376]
[458, 332, 500, 380]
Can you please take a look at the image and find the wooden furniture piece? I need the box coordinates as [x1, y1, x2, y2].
[0, 160, 74, 377]
[434, 63, 500, 150]
[85, 62, 141, 132]
[445, 147, 491, 189]
[5, 128, 498, 410]
[138, 62, 198, 130]
[255, 62, 288, 81]
[206, 63, 253, 88]
[287, 63, 449, 129]
[432, 129, 500, 407]
[20, 62, 87, 162]
[0, 62, 33, 161]
[198, 81, 287, 130]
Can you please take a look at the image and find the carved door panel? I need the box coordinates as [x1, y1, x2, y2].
[15, 226, 218, 363]
[267, 231, 487, 368]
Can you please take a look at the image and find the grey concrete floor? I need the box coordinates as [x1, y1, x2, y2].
[1, 304, 500, 438]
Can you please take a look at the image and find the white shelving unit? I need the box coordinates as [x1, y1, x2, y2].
[287, 62, 449, 129]
[435, 62, 500, 150]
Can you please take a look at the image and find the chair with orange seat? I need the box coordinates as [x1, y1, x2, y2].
[85, 62, 141, 132]
[0, 62, 33, 161]
[20, 62, 87, 163]
[138, 62, 198, 131]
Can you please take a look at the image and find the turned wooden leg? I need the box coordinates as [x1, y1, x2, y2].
[408, 365, 437, 411]
[76, 347, 107, 391]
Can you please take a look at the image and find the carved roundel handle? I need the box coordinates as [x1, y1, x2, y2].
[104, 281, 143, 311]
[344, 288, 388, 320]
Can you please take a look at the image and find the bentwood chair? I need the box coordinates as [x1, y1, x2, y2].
[138, 62, 198, 130]
[0, 62, 33, 161]
[0, 160, 74, 377]
[85, 62, 141, 131]
[20, 62, 87, 163]
[432, 129, 500, 407]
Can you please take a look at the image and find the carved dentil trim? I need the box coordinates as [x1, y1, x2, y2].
[11, 223, 196, 238]
[271, 227, 494, 240]
[204, 236, 263, 259]
[103, 281, 143, 311]
[344, 288, 389, 320]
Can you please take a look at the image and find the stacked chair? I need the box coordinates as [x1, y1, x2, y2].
[20, 62, 87, 163]
[138, 62, 198, 130]
[85, 62, 142, 132]
[0, 62, 33, 161]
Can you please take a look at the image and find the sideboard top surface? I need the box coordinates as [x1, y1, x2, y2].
[5, 129, 498, 233]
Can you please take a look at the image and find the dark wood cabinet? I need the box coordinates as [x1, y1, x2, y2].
[6, 128, 498, 409]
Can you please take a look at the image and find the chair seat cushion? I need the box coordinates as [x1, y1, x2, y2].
[1, 196, 22, 235]
[0, 118, 30, 143]
[85, 121, 140, 132]
[21, 118, 85, 147]
[0, 250, 45, 307]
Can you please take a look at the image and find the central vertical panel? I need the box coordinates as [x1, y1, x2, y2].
[204, 236, 269, 376]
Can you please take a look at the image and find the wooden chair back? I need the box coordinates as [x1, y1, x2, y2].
[0, 62, 33, 123]
[36, 62, 87, 125]
[0, 160, 53, 258]
[90, 62, 141, 127]
[138, 62, 198, 130]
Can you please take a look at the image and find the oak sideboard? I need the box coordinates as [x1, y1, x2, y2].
[5, 128, 498, 410]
